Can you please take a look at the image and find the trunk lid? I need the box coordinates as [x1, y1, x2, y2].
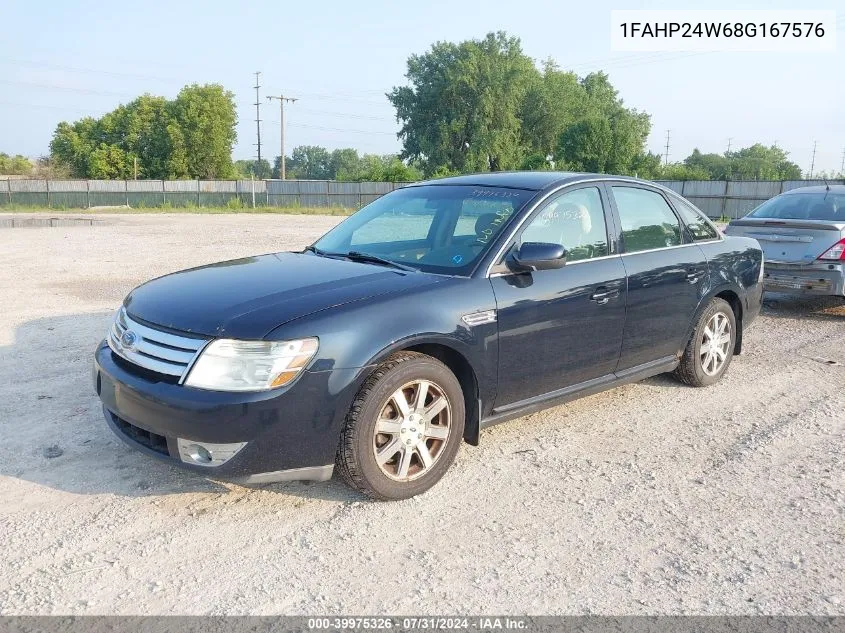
[725, 219, 845, 264]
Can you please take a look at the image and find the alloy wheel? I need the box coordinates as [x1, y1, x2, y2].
[372, 380, 451, 481]
[700, 311, 732, 376]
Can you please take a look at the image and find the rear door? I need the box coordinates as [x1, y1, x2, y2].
[608, 184, 709, 372]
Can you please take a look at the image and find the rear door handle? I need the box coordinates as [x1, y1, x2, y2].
[686, 271, 704, 284]
[590, 287, 620, 305]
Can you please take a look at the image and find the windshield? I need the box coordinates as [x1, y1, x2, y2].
[748, 192, 845, 221]
[313, 184, 533, 275]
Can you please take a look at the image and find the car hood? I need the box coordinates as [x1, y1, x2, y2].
[124, 252, 440, 339]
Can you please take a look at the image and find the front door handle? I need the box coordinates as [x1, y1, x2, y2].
[590, 287, 620, 305]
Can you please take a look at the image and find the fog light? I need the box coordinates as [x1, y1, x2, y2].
[186, 444, 212, 464]
[177, 438, 247, 468]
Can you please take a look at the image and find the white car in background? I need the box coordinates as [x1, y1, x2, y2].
[725, 185, 845, 298]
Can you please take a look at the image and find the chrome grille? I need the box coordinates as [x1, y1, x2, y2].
[108, 308, 207, 379]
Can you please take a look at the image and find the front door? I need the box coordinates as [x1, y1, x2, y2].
[491, 185, 627, 408]
[608, 184, 709, 371]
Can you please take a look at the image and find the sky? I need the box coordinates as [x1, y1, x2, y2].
[1, 0, 843, 175]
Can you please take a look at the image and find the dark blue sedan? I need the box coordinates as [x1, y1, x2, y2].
[93, 172, 763, 500]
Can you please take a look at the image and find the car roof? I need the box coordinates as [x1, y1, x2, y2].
[782, 184, 845, 195]
[409, 171, 661, 192]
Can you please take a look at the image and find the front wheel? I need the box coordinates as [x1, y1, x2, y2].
[673, 298, 736, 387]
[336, 352, 465, 500]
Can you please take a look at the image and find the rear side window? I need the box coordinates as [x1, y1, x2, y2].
[672, 196, 719, 241]
[612, 186, 682, 253]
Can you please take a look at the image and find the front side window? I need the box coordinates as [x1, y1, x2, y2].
[313, 185, 532, 274]
[748, 192, 845, 221]
[671, 196, 719, 241]
[519, 187, 609, 262]
[612, 186, 682, 253]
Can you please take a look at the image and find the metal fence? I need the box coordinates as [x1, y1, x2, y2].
[653, 179, 844, 219]
[1, 178, 842, 218]
[0, 179, 407, 210]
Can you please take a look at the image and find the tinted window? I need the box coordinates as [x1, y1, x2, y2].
[520, 187, 608, 262]
[672, 196, 719, 241]
[314, 185, 530, 275]
[612, 186, 682, 253]
[748, 192, 845, 221]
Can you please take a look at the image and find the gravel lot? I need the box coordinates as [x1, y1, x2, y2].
[0, 213, 843, 616]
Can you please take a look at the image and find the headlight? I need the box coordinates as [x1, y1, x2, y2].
[184, 338, 318, 392]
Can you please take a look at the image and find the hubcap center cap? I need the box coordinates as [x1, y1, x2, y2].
[400, 413, 426, 447]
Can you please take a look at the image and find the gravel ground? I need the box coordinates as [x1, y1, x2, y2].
[0, 213, 843, 616]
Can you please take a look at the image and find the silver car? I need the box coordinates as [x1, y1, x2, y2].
[725, 185, 845, 298]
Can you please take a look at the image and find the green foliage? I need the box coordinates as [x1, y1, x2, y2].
[0, 153, 34, 175]
[726, 144, 801, 180]
[272, 146, 421, 182]
[284, 145, 333, 179]
[225, 197, 244, 209]
[389, 34, 653, 177]
[656, 162, 712, 181]
[49, 84, 237, 179]
[389, 32, 537, 176]
[681, 145, 802, 180]
[233, 159, 272, 179]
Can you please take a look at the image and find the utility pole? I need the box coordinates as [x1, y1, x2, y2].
[267, 94, 298, 179]
[727, 137, 733, 154]
[809, 140, 817, 179]
[254, 72, 262, 164]
[840, 147, 844, 175]
[663, 130, 670, 165]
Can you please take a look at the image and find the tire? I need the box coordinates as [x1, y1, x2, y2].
[336, 351, 465, 500]
[673, 298, 737, 387]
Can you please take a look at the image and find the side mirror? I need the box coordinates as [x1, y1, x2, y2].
[509, 242, 567, 272]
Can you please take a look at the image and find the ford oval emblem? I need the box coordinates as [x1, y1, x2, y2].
[120, 330, 138, 350]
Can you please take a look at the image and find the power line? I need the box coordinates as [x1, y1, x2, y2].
[266, 120, 397, 136]
[267, 94, 298, 179]
[254, 71, 262, 164]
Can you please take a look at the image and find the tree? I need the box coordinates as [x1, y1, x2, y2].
[552, 72, 652, 175]
[684, 149, 729, 180]
[283, 145, 332, 179]
[330, 148, 362, 180]
[0, 153, 33, 175]
[389, 32, 538, 176]
[727, 144, 801, 180]
[556, 118, 613, 172]
[49, 84, 237, 179]
[88, 144, 132, 179]
[169, 84, 237, 179]
[657, 162, 711, 180]
[233, 159, 272, 179]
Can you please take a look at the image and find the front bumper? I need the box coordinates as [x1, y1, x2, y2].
[763, 262, 845, 296]
[93, 341, 362, 483]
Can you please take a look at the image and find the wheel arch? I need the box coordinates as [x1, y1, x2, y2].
[714, 288, 743, 355]
[364, 337, 483, 447]
[687, 284, 745, 356]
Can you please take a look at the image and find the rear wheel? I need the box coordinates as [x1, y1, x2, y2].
[336, 352, 465, 500]
[673, 298, 736, 387]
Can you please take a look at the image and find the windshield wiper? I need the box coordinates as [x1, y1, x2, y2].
[344, 251, 418, 272]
